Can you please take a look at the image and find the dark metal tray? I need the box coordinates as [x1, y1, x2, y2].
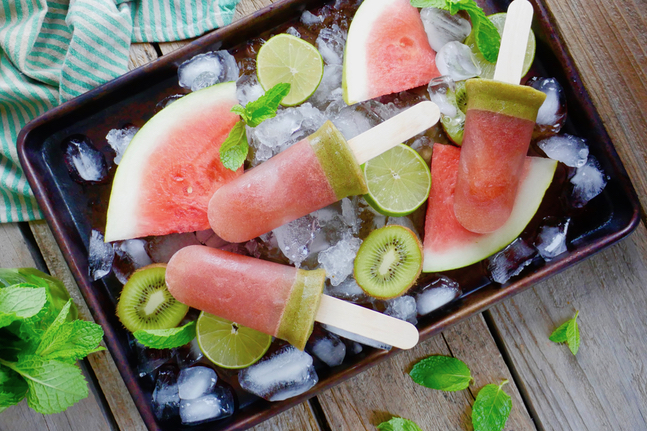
[17, 0, 640, 429]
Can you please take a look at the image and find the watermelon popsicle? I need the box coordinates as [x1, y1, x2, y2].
[452, 0, 546, 233]
[166, 245, 419, 350]
[209, 101, 440, 243]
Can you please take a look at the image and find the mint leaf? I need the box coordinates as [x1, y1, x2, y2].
[38, 320, 105, 361]
[231, 104, 247, 121]
[377, 417, 423, 431]
[134, 321, 196, 349]
[35, 299, 73, 356]
[0, 364, 27, 408]
[409, 355, 472, 391]
[0, 285, 48, 327]
[472, 380, 512, 431]
[244, 83, 291, 127]
[220, 121, 248, 171]
[0, 355, 88, 414]
[410, 0, 449, 8]
[549, 311, 580, 355]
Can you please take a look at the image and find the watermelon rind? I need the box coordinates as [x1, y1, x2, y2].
[423, 157, 557, 272]
[105, 81, 239, 243]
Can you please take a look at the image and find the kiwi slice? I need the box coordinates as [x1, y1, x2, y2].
[440, 81, 467, 146]
[354, 225, 423, 299]
[116, 263, 188, 333]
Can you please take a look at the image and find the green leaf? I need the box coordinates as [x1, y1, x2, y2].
[472, 380, 512, 431]
[244, 82, 291, 127]
[549, 311, 580, 355]
[220, 121, 248, 171]
[459, 1, 501, 63]
[409, 355, 472, 391]
[38, 320, 105, 361]
[134, 321, 196, 349]
[548, 320, 569, 343]
[377, 417, 423, 431]
[566, 311, 580, 355]
[35, 299, 73, 356]
[0, 285, 48, 325]
[231, 104, 247, 122]
[0, 355, 88, 414]
[0, 364, 28, 408]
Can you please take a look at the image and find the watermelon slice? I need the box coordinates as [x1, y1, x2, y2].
[343, 0, 440, 105]
[423, 144, 557, 272]
[105, 82, 242, 242]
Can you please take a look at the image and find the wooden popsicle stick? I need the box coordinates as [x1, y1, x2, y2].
[493, 0, 535, 85]
[315, 294, 419, 350]
[347, 101, 440, 165]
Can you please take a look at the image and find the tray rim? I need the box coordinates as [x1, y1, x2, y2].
[16, 0, 641, 429]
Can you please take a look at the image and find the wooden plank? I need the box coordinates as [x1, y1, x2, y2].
[540, 0, 647, 211]
[252, 402, 322, 431]
[0, 223, 114, 431]
[488, 223, 647, 430]
[317, 315, 536, 430]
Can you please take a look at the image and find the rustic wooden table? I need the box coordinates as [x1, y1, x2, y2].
[1, 0, 645, 429]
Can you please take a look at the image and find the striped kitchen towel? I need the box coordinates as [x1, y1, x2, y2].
[0, 0, 240, 222]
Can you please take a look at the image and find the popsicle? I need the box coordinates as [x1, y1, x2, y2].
[209, 101, 440, 243]
[166, 245, 419, 351]
[452, 0, 546, 234]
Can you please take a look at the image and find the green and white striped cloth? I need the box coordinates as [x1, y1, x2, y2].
[0, 0, 240, 222]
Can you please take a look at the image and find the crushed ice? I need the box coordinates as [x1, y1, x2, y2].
[538, 134, 589, 168]
[435, 41, 481, 82]
[106, 126, 139, 165]
[88, 229, 113, 280]
[420, 7, 472, 52]
[570, 155, 607, 208]
[415, 276, 461, 315]
[178, 51, 239, 90]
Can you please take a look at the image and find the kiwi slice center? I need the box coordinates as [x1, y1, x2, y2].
[354, 225, 423, 299]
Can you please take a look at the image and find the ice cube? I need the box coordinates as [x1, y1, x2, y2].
[428, 75, 458, 118]
[273, 215, 320, 267]
[488, 238, 537, 284]
[286, 26, 301, 38]
[317, 233, 362, 286]
[195, 229, 229, 249]
[570, 155, 607, 208]
[528, 77, 567, 138]
[190, 71, 219, 92]
[178, 51, 239, 90]
[179, 387, 234, 425]
[151, 366, 180, 421]
[328, 101, 376, 140]
[308, 332, 346, 367]
[236, 73, 265, 106]
[346, 340, 363, 355]
[301, 10, 324, 25]
[415, 276, 461, 316]
[88, 229, 114, 281]
[146, 233, 201, 263]
[177, 366, 218, 400]
[310, 64, 343, 109]
[322, 324, 392, 350]
[384, 295, 418, 325]
[420, 7, 472, 52]
[115, 239, 153, 268]
[538, 134, 589, 168]
[324, 277, 370, 303]
[341, 197, 359, 234]
[106, 126, 139, 165]
[175, 338, 204, 369]
[63, 136, 108, 183]
[316, 24, 346, 65]
[435, 41, 481, 82]
[535, 217, 570, 260]
[132, 340, 175, 377]
[238, 345, 318, 401]
[219, 242, 250, 256]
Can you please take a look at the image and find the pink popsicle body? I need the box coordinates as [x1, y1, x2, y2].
[166, 245, 325, 349]
[208, 121, 367, 243]
[453, 79, 546, 233]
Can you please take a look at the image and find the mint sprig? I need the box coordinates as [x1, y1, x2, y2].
[410, 0, 501, 63]
[549, 310, 580, 355]
[409, 355, 473, 391]
[377, 417, 423, 431]
[472, 380, 512, 431]
[133, 320, 196, 349]
[0, 270, 104, 414]
[221, 83, 291, 171]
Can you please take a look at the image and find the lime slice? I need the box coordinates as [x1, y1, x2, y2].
[466, 12, 536, 80]
[196, 312, 272, 369]
[363, 144, 431, 217]
[256, 34, 324, 106]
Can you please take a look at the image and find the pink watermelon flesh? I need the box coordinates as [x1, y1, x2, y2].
[423, 144, 556, 272]
[366, 0, 440, 99]
[105, 82, 242, 242]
